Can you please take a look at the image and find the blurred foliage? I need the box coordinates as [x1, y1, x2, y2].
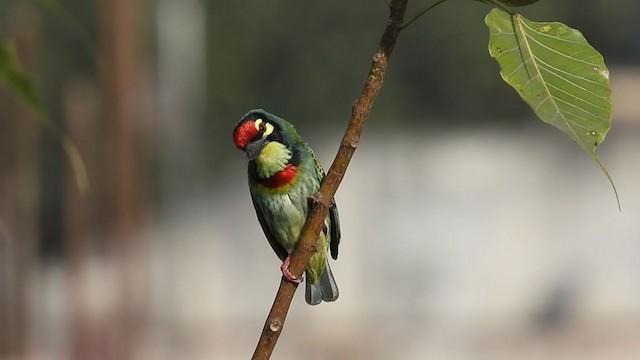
[0, 40, 89, 195]
[0, 0, 97, 256]
[474, 0, 541, 7]
[0, 41, 46, 117]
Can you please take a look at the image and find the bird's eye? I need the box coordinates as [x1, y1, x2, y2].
[254, 118, 274, 138]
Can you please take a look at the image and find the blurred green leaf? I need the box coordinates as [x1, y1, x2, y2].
[38, 0, 59, 8]
[0, 41, 46, 117]
[485, 9, 618, 207]
[0, 41, 89, 193]
[474, 0, 540, 7]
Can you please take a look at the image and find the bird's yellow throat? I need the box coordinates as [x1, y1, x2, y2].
[257, 141, 292, 178]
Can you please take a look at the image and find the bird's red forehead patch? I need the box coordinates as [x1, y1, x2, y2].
[233, 120, 259, 150]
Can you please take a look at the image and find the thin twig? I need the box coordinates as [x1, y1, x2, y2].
[250, 1, 409, 359]
[400, 0, 450, 30]
[487, 0, 516, 14]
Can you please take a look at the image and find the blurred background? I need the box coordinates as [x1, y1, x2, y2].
[1, 0, 639, 359]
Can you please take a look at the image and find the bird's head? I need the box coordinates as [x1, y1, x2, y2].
[233, 109, 298, 160]
[233, 109, 300, 178]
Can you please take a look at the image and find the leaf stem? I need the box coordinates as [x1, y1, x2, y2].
[399, 0, 450, 30]
[487, 0, 515, 15]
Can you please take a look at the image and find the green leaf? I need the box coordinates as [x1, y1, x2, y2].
[485, 9, 619, 208]
[0, 41, 47, 117]
[474, 0, 540, 7]
[0, 41, 89, 194]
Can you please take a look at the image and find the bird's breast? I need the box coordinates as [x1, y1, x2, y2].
[257, 163, 298, 189]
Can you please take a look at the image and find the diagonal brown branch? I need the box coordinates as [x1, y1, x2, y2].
[251, 1, 408, 359]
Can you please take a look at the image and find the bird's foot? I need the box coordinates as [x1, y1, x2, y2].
[307, 194, 323, 207]
[280, 256, 303, 284]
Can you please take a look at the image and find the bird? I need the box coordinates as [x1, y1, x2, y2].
[232, 109, 340, 305]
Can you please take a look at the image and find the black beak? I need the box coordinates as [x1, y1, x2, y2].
[245, 138, 269, 161]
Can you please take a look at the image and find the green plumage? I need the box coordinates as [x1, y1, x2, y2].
[233, 109, 340, 305]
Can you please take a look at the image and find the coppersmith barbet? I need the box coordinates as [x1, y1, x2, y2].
[232, 109, 340, 305]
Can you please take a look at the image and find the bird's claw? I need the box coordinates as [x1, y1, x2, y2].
[307, 194, 323, 207]
[280, 256, 303, 284]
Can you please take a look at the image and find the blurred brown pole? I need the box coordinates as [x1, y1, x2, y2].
[0, 80, 39, 360]
[0, 6, 41, 357]
[102, 0, 138, 235]
[100, 0, 143, 358]
[63, 79, 98, 360]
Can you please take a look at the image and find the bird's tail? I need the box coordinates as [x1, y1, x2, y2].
[305, 261, 339, 305]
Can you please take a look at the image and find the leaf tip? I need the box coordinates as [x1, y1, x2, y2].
[592, 153, 621, 211]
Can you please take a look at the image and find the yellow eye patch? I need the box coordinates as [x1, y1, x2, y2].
[254, 118, 263, 131]
[262, 123, 274, 137]
[254, 118, 275, 138]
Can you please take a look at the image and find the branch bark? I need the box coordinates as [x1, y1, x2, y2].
[251, 1, 408, 359]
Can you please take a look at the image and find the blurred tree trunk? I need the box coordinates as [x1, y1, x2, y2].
[101, 0, 140, 238]
[63, 78, 100, 360]
[100, 0, 148, 358]
[0, 79, 39, 360]
[0, 6, 41, 357]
